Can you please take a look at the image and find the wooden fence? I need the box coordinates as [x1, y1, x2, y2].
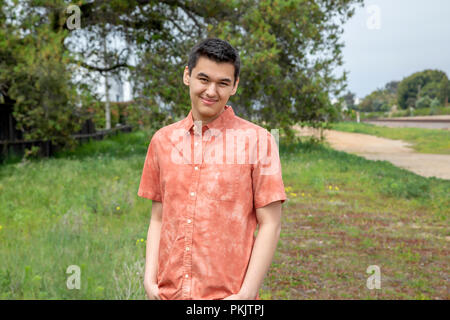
[0, 124, 133, 160]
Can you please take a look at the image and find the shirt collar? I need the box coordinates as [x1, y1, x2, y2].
[181, 105, 235, 136]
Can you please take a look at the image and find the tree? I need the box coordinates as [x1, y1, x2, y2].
[343, 91, 356, 110]
[359, 82, 396, 113]
[439, 76, 448, 106]
[385, 81, 399, 94]
[397, 69, 448, 109]
[3, 0, 364, 147]
[0, 1, 88, 150]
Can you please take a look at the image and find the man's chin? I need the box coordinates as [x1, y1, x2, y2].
[196, 104, 223, 115]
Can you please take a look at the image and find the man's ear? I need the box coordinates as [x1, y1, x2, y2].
[230, 77, 240, 95]
[183, 66, 190, 86]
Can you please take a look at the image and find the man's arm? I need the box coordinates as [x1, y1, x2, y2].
[143, 200, 163, 299]
[224, 200, 282, 300]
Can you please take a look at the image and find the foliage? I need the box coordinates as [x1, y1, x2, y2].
[0, 0, 89, 152]
[397, 69, 448, 110]
[439, 76, 448, 106]
[430, 98, 441, 109]
[358, 80, 400, 112]
[342, 91, 356, 110]
[86, 100, 174, 131]
[358, 89, 394, 112]
[415, 95, 433, 109]
[123, 0, 364, 142]
[2, 0, 363, 149]
[384, 81, 399, 94]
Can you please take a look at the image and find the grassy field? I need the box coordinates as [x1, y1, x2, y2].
[0, 128, 448, 299]
[330, 122, 450, 155]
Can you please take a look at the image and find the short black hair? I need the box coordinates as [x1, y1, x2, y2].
[188, 38, 240, 84]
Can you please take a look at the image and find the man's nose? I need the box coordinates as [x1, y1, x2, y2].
[205, 82, 217, 97]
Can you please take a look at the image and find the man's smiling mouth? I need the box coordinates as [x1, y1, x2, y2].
[200, 97, 218, 105]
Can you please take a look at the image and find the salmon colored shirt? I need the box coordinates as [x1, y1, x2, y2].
[137, 105, 286, 300]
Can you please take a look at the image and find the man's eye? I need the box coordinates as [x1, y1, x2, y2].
[200, 78, 208, 83]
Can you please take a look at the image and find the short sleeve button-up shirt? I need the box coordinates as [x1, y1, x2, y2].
[137, 105, 286, 300]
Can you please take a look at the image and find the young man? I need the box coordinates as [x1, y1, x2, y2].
[138, 38, 286, 300]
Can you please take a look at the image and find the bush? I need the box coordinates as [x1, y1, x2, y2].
[430, 98, 440, 109]
[429, 98, 440, 115]
[415, 96, 432, 109]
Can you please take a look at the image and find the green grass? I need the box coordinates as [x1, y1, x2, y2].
[0, 128, 449, 299]
[356, 106, 450, 120]
[330, 122, 450, 154]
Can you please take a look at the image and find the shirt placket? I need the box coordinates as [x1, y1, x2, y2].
[181, 124, 210, 299]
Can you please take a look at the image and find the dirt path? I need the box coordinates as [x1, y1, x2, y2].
[294, 126, 450, 180]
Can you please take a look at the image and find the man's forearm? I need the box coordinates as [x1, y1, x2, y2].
[238, 222, 281, 299]
[144, 211, 162, 284]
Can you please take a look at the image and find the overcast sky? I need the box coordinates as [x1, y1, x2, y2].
[339, 0, 450, 99]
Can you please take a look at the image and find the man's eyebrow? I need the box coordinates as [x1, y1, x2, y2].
[197, 72, 210, 78]
[197, 72, 232, 83]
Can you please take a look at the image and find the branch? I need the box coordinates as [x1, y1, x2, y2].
[74, 60, 131, 73]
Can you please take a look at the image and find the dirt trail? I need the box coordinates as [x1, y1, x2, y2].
[294, 126, 450, 180]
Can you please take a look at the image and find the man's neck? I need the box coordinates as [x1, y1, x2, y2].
[192, 106, 225, 126]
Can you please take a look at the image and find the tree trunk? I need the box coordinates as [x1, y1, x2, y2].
[103, 32, 111, 130]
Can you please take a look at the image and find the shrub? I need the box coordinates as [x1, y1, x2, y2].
[415, 96, 432, 109]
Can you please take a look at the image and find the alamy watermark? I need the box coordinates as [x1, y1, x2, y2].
[366, 4, 381, 30]
[366, 265, 381, 289]
[66, 4, 81, 30]
[66, 265, 81, 290]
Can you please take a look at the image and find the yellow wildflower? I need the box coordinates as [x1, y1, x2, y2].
[116, 206, 120, 211]
[328, 185, 332, 190]
[0, 225, 2, 231]
[335, 186, 339, 191]
[301, 193, 305, 197]
[289, 192, 297, 197]
[141, 238, 144, 242]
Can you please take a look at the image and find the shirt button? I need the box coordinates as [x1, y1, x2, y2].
[194, 166, 199, 170]
[187, 219, 191, 224]
[190, 192, 195, 197]
[185, 274, 189, 278]
[194, 142, 199, 146]
[186, 247, 190, 251]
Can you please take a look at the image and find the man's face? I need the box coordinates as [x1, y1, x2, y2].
[183, 56, 239, 122]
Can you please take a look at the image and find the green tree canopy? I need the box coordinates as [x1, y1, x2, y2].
[359, 89, 394, 112]
[358, 79, 399, 113]
[397, 69, 448, 110]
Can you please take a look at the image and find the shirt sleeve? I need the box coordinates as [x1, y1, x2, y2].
[137, 132, 162, 202]
[252, 130, 287, 209]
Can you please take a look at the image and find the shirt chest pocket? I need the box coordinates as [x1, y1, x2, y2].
[199, 164, 242, 202]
